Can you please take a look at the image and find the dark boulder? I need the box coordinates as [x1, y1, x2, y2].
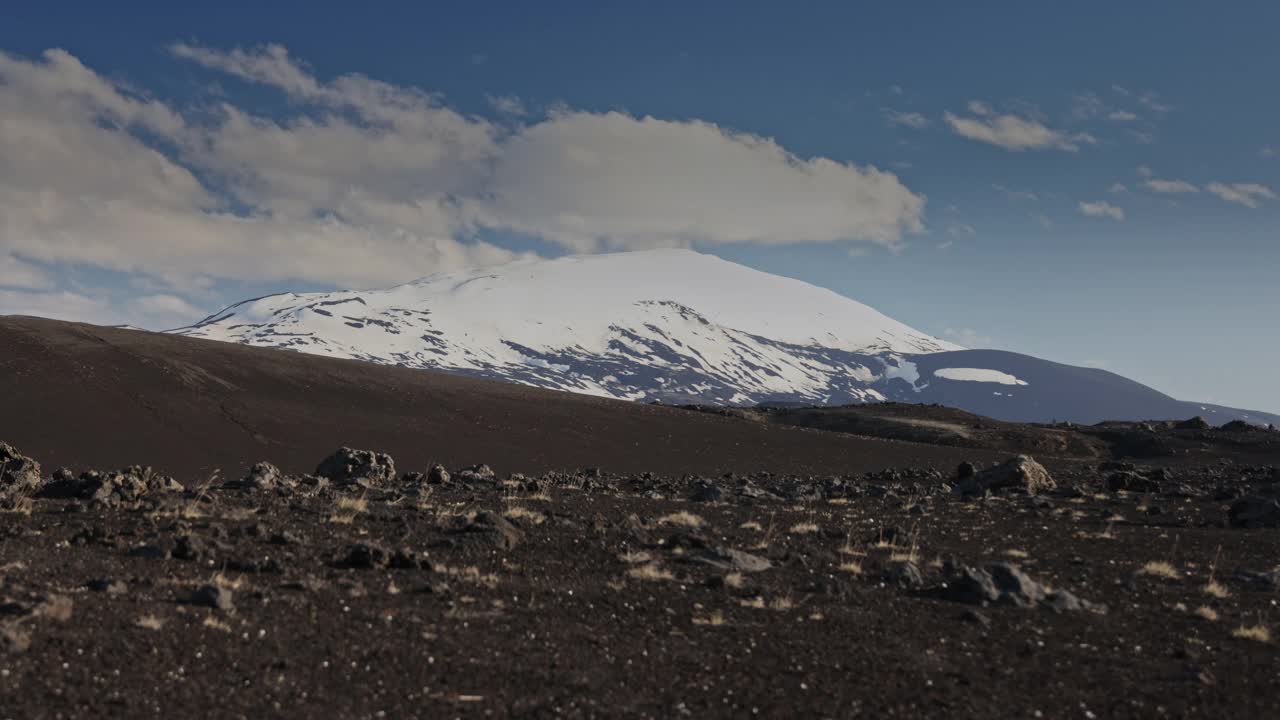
[1228, 496, 1280, 528]
[0, 443, 43, 507]
[314, 448, 396, 488]
[955, 455, 1055, 496]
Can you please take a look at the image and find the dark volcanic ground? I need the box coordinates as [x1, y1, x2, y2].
[1, 317, 1279, 718]
[0, 317, 996, 479]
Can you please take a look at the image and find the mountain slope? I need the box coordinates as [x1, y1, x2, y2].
[173, 249, 1279, 425]
[175, 249, 957, 405]
[873, 350, 1280, 426]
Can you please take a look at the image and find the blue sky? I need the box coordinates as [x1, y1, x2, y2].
[1, 1, 1278, 412]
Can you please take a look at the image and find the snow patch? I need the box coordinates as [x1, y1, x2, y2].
[934, 368, 1029, 386]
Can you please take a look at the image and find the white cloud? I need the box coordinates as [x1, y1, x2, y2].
[486, 94, 526, 117]
[1108, 183, 1128, 194]
[966, 100, 993, 116]
[1138, 92, 1171, 114]
[992, 184, 1038, 202]
[1032, 213, 1054, 230]
[943, 327, 992, 348]
[1206, 182, 1277, 208]
[883, 109, 929, 129]
[1262, 145, 1277, 159]
[1128, 129, 1156, 145]
[128, 293, 207, 322]
[1143, 178, 1199, 194]
[1136, 165, 1153, 178]
[0, 44, 927, 297]
[1108, 110, 1138, 121]
[944, 104, 1094, 152]
[946, 223, 976, 238]
[468, 110, 925, 252]
[1078, 201, 1124, 221]
[0, 255, 53, 289]
[0, 288, 123, 325]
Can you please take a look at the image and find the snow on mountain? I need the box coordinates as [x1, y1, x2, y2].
[174, 249, 959, 405]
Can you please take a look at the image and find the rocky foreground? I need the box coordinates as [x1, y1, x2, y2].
[1, 442, 1279, 718]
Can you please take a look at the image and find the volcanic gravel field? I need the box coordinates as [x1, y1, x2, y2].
[1, 317, 1279, 718]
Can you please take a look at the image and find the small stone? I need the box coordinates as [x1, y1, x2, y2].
[189, 584, 234, 611]
[86, 579, 128, 595]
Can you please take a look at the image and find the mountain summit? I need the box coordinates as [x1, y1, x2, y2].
[175, 249, 958, 405]
[175, 250, 1278, 425]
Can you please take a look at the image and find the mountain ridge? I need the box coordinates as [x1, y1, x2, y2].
[172, 249, 1280, 425]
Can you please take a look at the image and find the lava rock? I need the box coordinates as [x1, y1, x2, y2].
[314, 448, 396, 488]
[0, 442, 42, 506]
[1231, 568, 1279, 591]
[956, 455, 1055, 496]
[690, 547, 771, 573]
[235, 461, 289, 490]
[1228, 496, 1280, 528]
[689, 482, 723, 503]
[1177, 416, 1211, 431]
[455, 464, 496, 485]
[172, 534, 207, 561]
[189, 584, 234, 611]
[938, 562, 1100, 612]
[882, 561, 925, 589]
[444, 511, 523, 550]
[44, 466, 181, 507]
[427, 464, 450, 484]
[1, 625, 31, 653]
[1107, 471, 1161, 493]
[337, 543, 390, 569]
[86, 579, 128, 595]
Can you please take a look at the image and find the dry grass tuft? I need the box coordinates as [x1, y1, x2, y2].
[1203, 580, 1231, 599]
[788, 522, 819, 535]
[627, 563, 675, 582]
[618, 550, 653, 565]
[135, 615, 166, 631]
[739, 520, 763, 531]
[1137, 561, 1181, 580]
[1193, 606, 1219, 622]
[1003, 549, 1029, 559]
[1232, 624, 1271, 643]
[202, 616, 232, 632]
[692, 610, 726, 626]
[657, 511, 706, 528]
[838, 561, 864, 575]
[502, 505, 545, 525]
[329, 493, 369, 524]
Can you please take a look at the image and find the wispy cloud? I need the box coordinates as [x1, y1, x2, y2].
[943, 327, 993, 348]
[1108, 110, 1138, 121]
[1206, 182, 1277, 208]
[993, 184, 1038, 202]
[1078, 200, 1125, 221]
[486, 94, 526, 117]
[944, 102, 1094, 152]
[1143, 178, 1199, 194]
[882, 109, 929, 129]
[1137, 168, 1197, 194]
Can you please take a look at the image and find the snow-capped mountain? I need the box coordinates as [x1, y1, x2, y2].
[173, 249, 1280, 425]
[174, 249, 958, 405]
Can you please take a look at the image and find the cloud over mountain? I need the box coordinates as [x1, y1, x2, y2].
[0, 44, 926, 301]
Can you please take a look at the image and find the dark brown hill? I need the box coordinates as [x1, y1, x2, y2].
[0, 317, 993, 482]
